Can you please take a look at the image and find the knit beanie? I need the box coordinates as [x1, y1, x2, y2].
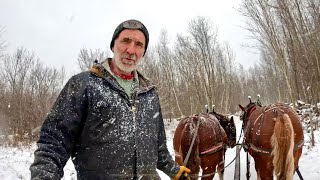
[110, 19, 149, 56]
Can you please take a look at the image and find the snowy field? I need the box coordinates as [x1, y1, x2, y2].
[0, 116, 319, 179]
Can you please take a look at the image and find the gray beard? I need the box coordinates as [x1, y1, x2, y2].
[114, 53, 142, 73]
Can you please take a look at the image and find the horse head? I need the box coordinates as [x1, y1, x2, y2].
[239, 95, 263, 125]
[209, 111, 237, 148]
[239, 96, 258, 127]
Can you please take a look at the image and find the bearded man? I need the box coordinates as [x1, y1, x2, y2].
[30, 19, 190, 180]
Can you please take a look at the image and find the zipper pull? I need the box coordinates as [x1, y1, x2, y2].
[129, 99, 136, 113]
[131, 105, 136, 113]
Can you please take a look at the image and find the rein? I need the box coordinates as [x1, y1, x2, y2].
[183, 118, 200, 166]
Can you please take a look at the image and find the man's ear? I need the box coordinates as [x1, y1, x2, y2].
[239, 104, 245, 111]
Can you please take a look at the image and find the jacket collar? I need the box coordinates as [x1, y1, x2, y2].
[89, 58, 156, 92]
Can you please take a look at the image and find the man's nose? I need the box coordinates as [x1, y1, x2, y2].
[126, 43, 135, 55]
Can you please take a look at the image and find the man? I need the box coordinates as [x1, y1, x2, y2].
[30, 19, 190, 180]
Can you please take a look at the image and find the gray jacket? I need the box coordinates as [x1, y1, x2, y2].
[30, 60, 180, 179]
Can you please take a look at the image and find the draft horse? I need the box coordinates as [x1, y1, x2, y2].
[173, 112, 236, 180]
[209, 108, 237, 148]
[239, 100, 304, 180]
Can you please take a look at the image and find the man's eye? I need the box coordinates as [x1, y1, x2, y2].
[136, 42, 144, 47]
[122, 40, 129, 43]
[121, 37, 131, 43]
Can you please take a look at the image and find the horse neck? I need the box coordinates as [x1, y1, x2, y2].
[243, 104, 257, 127]
[209, 112, 232, 135]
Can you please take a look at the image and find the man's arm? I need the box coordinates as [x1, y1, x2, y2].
[156, 106, 181, 178]
[30, 74, 88, 179]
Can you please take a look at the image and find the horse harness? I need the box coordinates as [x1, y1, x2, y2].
[200, 142, 224, 156]
[200, 115, 226, 156]
[245, 104, 304, 155]
[182, 115, 227, 165]
[182, 118, 201, 167]
[186, 116, 245, 179]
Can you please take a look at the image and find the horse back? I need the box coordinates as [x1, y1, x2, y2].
[197, 114, 227, 154]
[246, 103, 304, 150]
[173, 115, 227, 159]
[173, 117, 191, 157]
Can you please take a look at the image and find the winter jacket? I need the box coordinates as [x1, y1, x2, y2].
[30, 59, 180, 180]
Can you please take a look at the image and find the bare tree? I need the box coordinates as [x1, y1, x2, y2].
[77, 48, 109, 71]
[0, 48, 66, 145]
[0, 48, 34, 144]
[156, 30, 184, 117]
[25, 60, 65, 142]
[0, 26, 6, 58]
[187, 17, 218, 109]
[239, 0, 320, 105]
[142, 17, 239, 116]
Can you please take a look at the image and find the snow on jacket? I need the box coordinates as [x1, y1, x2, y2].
[30, 60, 180, 179]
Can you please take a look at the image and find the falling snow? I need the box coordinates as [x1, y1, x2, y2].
[0, 115, 319, 179]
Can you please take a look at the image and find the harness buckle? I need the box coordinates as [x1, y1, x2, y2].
[256, 130, 260, 136]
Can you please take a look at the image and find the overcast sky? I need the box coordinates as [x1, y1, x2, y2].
[0, 0, 259, 78]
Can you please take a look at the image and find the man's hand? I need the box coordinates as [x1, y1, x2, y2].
[172, 166, 191, 180]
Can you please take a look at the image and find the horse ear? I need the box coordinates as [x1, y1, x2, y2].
[230, 116, 234, 123]
[239, 104, 245, 111]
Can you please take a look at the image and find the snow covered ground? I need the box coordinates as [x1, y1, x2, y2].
[0, 116, 319, 179]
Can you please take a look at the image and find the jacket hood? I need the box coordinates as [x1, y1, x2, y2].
[89, 58, 156, 92]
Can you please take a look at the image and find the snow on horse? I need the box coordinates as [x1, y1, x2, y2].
[209, 109, 237, 148]
[239, 100, 304, 180]
[173, 112, 236, 180]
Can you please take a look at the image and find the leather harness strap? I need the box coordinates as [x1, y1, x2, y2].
[199, 115, 226, 156]
[249, 140, 304, 155]
[254, 106, 269, 148]
[248, 105, 304, 155]
[200, 142, 224, 156]
[183, 117, 201, 166]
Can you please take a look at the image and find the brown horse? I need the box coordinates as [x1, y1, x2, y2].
[239, 101, 304, 180]
[210, 110, 237, 148]
[173, 113, 236, 180]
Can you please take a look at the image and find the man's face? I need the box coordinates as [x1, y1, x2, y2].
[112, 29, 146, 74]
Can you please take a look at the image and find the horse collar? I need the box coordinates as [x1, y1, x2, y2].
[248, 105, 256, 118]
[244, 104, 257, 123]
